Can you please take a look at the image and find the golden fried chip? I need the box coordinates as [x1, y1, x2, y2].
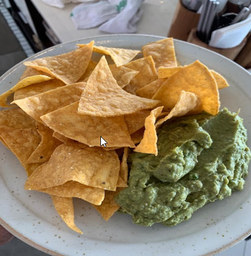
[20, 67, 50, 80]
[27, 122, 62, 164]
[14, 79, 65, 100]
[13, 82, 85, 123]
[39, 181, 105, 205]
[153, 60, 219, 115]
[124, 110, 150, 134]
[78, 44, 140, 66]
[120, 147, 129, 183]
[51, 195, 82, 234]
[131, 128, 145, 144]
[77, 60, 97, 82]
[92, 188, 124, 221]
[156, 91, 200, 127]
[109, 64, 139, 88]
[0, 127, 41, 176]
[158, 66, 230, 90]
[41, 102, 135, 148]
[116, 177, 128, 188]
[142, 38, 177, 69]
[136, 78, 166, 99]
[123, 56, 158, 94]
[53, 131, 76, 144]
[25, 143, 120, 191]
[24, 41, 94, 84]
[0, 108, 36, 129]
[134, 106, 164, 156]
[0, 75, 52, 107]
[211, 70, 230, 89]
[78, 56, 160, 117]
[158, 66, 183, 78]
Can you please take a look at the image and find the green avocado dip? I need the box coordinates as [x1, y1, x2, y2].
[116, 108, 251, 227]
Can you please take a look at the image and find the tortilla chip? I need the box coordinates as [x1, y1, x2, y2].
[0, 75, 52, 107]
[77, 60, 97, 82]
[158, 66, 183, 78]
[27, 122, 62, 164]
[41, 102, 135, 148]
[0, 127, 41, 176]
[156, 91, 200, 127]
[153, 60, 219, 115]
[92, 188, 124, 221]
[39, 181, 105, 205]
[13, 82, 85, 123]
[24, 41, 94, 84]
[109, 64, 139, 88]
[131, 128, 145, 144]
[14, 79, 65, 101]
[124, 110, 150, 134]
[78, 44, 140, 67]
[142, 38, 177, 69]
[136, 78, 166, 99]
[158, 66, 230, 90]
[123, 56, 158, 94]
[53, 131, 76, 144]
[120, 147, 129, 183]
[134, 106, 164, 156]
[25, 143, 120, 191]
[0, 108, 36, 129]
[211, 70, 230, 89]
[116, 176, 128, 188]
[51, 195, 82, 234]
[78, 56, 160, 117]
[20, 67, 50, 80]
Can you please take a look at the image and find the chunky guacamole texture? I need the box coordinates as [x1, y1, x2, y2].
[116, 108, 251, 226]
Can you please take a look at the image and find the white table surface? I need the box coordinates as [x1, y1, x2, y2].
[30, 0, 179, 43]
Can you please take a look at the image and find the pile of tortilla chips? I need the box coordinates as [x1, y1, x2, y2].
[0, 38, 229, 233]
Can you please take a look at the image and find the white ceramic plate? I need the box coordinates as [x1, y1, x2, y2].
[0, 34, 251, 256]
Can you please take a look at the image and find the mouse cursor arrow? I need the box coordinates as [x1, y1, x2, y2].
[100, 136, 107, 147]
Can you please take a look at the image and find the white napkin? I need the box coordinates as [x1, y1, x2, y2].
[99, 0, 144, 33]
[209, 13, 251, 48]
[71, 1, 118, 29]
[41, 0, 99, 9]
[69, 0, 144, 33]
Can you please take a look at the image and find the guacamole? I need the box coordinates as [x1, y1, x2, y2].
[116, 108, 251, 227]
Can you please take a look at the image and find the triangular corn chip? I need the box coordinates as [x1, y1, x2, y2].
[0, 127, 41, 176]
[134, 106, 164, 156]
[123, 56, 158, 94]
[41, 102, 135, 148]
[124, 110, 150, 134]
[211, 70, 230, 89]
[92, 188, 124, 221]
[24, 41, 94, 84]
[158, 66, 229, 90]
[51, 195, 82, 234]
[136, 78, 166, 99]
[153, 60, 219, 115]
[78, 56, 160, 117]
[78, 44, 140, 66]
[27, 122, 62, 164]
[14, 79, 65, 101]
[0, 108, 36, 129]
[109, 64, 139, 88]
[13, 82, 85, 123]
[156, 91, 200, 127]
[0, 75, 52, 107]
[25, 143, 120, 191]
[142, 38, 177, 69]
[39, 181, 105, 205]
